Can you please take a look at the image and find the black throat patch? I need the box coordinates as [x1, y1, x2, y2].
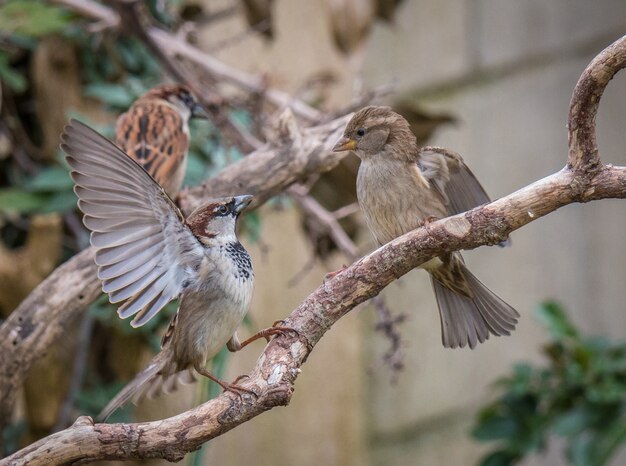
[225, 241, 252, 279]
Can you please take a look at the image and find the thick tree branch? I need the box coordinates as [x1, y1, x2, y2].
[568, 35, 626, 174]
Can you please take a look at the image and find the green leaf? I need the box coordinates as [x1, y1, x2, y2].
[84, 83, 135, 108]
[183, 151, 208, 187]
[478, 450, 520, 466]
[2, 420, 27, 456]
[568, 436, 593, 466]
[589, 420, 626, 466]
[0, 188, 46, 213]
[0, 52, 27, 92]
[473, 412, 519, 441]
[535, 301, 579, 340]
[25, 166, 73, 192]
[553, 407, 592, 436]
[0, 1, 72, 37]
[40, 190, 77, 214]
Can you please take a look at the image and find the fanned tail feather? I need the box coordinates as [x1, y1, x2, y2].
[430, 263, 519, 349]
[97, 353, 196, 422]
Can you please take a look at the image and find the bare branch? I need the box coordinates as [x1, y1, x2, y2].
[568, 35, 626, 174]
[288, 183, 360, 260]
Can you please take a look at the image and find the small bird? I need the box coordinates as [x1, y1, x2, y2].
[115, 84, 207, 198]
[333, 106, 519, 349]
[61, 119, 280, 421]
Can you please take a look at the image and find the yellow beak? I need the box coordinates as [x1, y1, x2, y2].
[332, 137, 356, 152]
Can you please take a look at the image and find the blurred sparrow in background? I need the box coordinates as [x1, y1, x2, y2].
[61, 120, 284, 421]
[115, 84, 207, 198]
[333, 106, 518, 349]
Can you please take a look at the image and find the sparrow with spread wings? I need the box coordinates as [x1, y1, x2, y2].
[62, 119, 285, 421]
[334, 106, 519, 349]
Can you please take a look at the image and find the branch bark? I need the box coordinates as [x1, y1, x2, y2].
[2, 5, 625, 465]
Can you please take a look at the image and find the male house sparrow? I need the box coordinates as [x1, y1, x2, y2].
[61, 120, 275, 420]
[333, 106, 519, 349]
[115, 84, 207, 198]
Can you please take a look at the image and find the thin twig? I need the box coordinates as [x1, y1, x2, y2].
[288, 184, 359, 259]
[206, 19, 272, 54]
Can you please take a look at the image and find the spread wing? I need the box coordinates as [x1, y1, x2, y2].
[116, 101, 188, 197]
[418, 147, 492, 215]
[61, 119, 201, 327]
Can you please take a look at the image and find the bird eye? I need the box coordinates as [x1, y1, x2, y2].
[217, 205, 229, 215]
[180, 92, 193, 106]
[356, 128, 366, 137]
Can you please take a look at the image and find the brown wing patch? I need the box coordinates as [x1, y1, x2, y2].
[116, 100, 189, 196]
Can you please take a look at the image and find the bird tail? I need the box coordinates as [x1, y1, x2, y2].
[97, 351, 196, 422]
[430, 261, 519, 349]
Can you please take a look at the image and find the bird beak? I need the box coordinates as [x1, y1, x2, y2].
[233, 194, 253, 213]
[191, 103, 209, 119]
[332, 137, 356, 152]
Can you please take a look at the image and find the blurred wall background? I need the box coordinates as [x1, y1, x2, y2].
[2, 1, 626, 465]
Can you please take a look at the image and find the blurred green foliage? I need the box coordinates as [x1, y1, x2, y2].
[472, 302, 626, 466]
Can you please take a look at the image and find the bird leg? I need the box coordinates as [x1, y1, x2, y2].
[227, 323, 299, 352]
[194, 363, 257, 398]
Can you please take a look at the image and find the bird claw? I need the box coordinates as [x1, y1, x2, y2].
[420, 215, 438, 227]
[259, 325, 299, 343]
[324, 265, 348, 281]
[232, 374, 251, 385]
[222, 380, 258, 399]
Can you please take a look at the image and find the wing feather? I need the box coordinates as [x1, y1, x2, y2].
[84, 217, 155, 233]
[109, 268, 166, 304]
[61, 119, 201, 326]
[98, 242, 163, 279]
[95, 234, 162, 266]
[418, 148, 492, 215]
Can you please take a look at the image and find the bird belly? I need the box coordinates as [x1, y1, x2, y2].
[172, 250, 254, 370]
[357, 160, 443, 245]
[173, 287, 250, 369]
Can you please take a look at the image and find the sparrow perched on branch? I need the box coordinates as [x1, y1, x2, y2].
[115, 84, 208, 198]
[333, 106, 518, 349]
[61, 119, 284, 421]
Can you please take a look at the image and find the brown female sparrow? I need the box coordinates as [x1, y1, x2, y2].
[333, 106, 519, 349]
[115, 84, 207, 198]
[61, 119, 282, 421]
